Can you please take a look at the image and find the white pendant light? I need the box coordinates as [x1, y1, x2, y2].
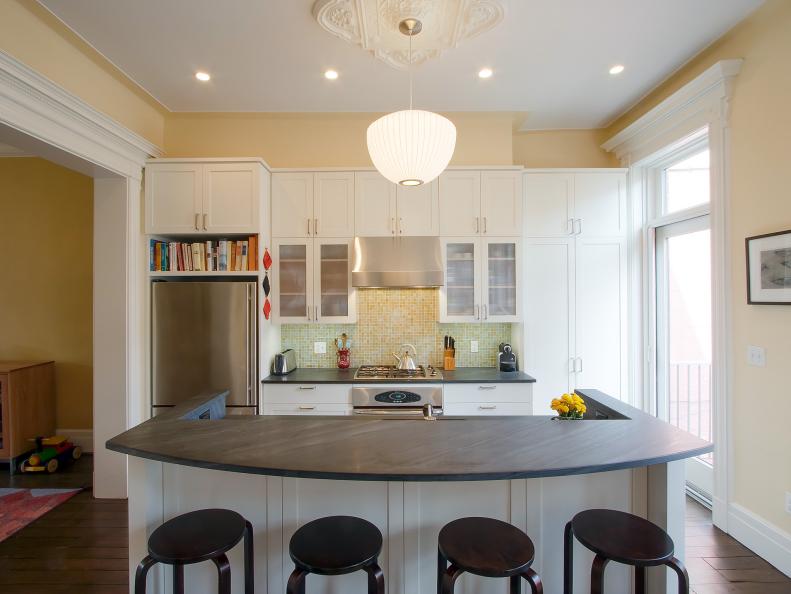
[367, 19, 456, 186]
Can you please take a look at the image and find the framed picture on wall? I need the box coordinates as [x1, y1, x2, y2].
[746, 229, 791, 304]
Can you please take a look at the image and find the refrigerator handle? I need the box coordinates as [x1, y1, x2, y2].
[246, 283, 254, 406]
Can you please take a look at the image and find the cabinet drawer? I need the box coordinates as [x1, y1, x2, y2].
[444, 383, 532, 403]
[444, 402, 533, 416]
[263, 403, 350, 416]
[263, 383, 350, 404]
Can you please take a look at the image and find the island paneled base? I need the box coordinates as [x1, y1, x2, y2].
[129, 458, 684, 594]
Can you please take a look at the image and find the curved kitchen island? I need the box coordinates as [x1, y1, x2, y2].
[109, 389, 710, 594]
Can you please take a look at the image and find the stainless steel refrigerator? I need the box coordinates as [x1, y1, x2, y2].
[152, 281, 258, 415]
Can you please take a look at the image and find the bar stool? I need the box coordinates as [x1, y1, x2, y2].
[564, 509, 689, 594]
[438, 517, 543, 594]
[134, 508, 253, 594]
[286, 515, 384, 594]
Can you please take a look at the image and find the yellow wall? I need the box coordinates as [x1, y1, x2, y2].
[605, 0, 791, 533]
[0, 0, 166, 147]
[0, 158, 93, 429]
[513, 129, 617, 168]
[165, 112, 516, 167]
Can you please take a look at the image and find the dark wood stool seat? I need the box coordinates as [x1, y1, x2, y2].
[438, 517, 543, 594]
[287, 515, 384, 594]
[564, 509, 689, 594]
[134, 508, 253, 594]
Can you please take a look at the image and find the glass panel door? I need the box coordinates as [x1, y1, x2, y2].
[485, 239, 518, 320]
[316, 240, 354, 322]
[443, 240, 478, 321]
[277, 241, 309, 321]
[656, 215, 713, 497]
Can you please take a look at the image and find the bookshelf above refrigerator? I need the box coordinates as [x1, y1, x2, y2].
[149, 236, 261, 275]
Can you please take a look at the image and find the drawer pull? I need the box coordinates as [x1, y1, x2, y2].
[298, 386, 317, 390]
[478, 385, 498, 390]
[298, 405, 316, 411]
[478, 404, 497, 410]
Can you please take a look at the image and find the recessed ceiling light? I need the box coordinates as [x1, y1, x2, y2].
[478, 68, 493, 79]
[324, 69, 339, 80]
[609, 64, 625, 75]
[195, 71, 211, 82]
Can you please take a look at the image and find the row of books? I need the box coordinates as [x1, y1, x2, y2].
[150, 237, 258, 272]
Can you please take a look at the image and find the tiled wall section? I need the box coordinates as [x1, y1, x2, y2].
[280, 289, 511, 368]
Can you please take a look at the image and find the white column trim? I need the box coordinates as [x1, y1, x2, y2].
[603, 59, 740, 533]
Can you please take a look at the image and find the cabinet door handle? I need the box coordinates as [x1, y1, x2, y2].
[475, 217, 479, 233]
[315, 218, 318, 236]
[391, 217, 395, 235]
[483, 217, 487, 234]
[569, 358, 576, 373]
[399, 217, 404, 234]
[306, 305, 311, 321]
[203, 213, 208, 230]
[567, 219, 574, 235]
[195, 213, 200, 231]
[478, 385, 498, 390]
[482, 304, 488, 320]
[478, 404, 497, 410]
[298, 386, 317, 391]
[474, 304, 479, 320]
[315, 305, 319, 322]
[575, 357, 583, 372]
[573, 219, 582, 235]
[298, 405, 316, 411]
[307, 218, 311, 235]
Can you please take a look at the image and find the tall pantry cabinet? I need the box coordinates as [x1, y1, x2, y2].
[521, 170, 628, 414]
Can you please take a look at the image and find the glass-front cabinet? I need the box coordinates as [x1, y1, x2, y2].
[440, 237, 520, 323]
[274, 238, 355, 324]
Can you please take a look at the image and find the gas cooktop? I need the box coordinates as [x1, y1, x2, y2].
[354, 365, 443, 381]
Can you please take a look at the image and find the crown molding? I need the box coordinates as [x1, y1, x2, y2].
[602, 59, 742, 162]
[0, 50, 161, 179]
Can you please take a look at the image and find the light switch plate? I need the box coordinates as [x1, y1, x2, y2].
[747, 345, 766, 367]
[314, 341, 326, 354]
[470, 340, 479, 353]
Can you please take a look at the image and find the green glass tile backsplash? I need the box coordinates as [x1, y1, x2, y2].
[280, 289, 511, 368]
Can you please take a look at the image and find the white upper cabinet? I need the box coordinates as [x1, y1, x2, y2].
[272, 172, 314, 237]
[439, 171, 481, 236]
[524, 170, 626, 238]
[355, 172, 396, 236]
[523, 173, 573, 237]
[314, 172, 355, 237]
[203, 163, 260, 233]
[573, 172, 626, 237]
[480, 171, 523, 236]
[396, 180, 439, 236]
[145, 163, 203, 233]
[145, 160, 262, 234]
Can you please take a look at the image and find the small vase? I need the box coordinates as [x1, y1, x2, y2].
[337, 349, 351, 369]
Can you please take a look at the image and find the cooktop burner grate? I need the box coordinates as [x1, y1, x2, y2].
[354, 365, 442, 380]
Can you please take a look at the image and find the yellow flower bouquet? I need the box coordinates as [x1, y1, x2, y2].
[550, 393, 587, 420]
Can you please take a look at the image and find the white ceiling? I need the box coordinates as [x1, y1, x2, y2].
[38, 0, 762, 129]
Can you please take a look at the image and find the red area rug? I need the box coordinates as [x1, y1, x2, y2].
[0, 487, 81, 542]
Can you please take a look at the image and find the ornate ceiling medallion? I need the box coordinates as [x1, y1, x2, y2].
[312, 0, 505, 70]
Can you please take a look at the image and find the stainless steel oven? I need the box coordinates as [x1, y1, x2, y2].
[352, 385, 443, 418]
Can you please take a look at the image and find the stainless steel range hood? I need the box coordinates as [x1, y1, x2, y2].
[352, 237, 444, 288]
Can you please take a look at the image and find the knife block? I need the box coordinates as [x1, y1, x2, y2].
[443, 349, 456, 371]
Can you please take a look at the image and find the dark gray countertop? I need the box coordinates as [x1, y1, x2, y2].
[261, 367, 536, 384]
[107, 389, 711, 482]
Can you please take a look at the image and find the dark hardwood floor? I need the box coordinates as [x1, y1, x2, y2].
[1, 457, 788, 592]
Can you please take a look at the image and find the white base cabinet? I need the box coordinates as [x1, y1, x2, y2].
[522, 170, 628, 415]
[443, 383, 533, 416]
[262, 384, 351, 415]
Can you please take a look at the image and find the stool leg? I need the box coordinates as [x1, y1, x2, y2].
[364, 560, 385, 594]
[441, 564, 464, 594]
[173, 564, 184, 594]
[212, 553, 232, 594]
[523, 568, 543, 594]
[244, 520, 254, 594]
[590, 554, 609, 594]
[510, 575, 520, 594]
[437, 550, 447, 594]
[666, 557, 690, 594]
[635, 566, 645, 594]
[286, 567, 308, 594]
[563, 521, 573, 594]
[134, 555, 157, 594]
